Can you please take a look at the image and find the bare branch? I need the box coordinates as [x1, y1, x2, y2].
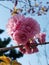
[0, 3, 12, 11]
[0, 42, 49, 52]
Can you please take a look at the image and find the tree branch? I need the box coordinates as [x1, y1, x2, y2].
[0, 3, 12, 11]
[28, 0, 32, 7]
[0, 42, 49, 52]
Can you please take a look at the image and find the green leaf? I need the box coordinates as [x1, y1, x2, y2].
[0, 29, 4, 34]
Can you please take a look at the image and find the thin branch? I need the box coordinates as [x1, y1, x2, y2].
[18, 0, 27, 4]
[0, 3, 12, 11]
[0, 45, 23, 51]
[28, 0, 32, 7]
[0, 42, 49, 52]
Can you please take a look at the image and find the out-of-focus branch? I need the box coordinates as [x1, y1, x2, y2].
[0, 42, 49, 52]
[28, 0, 32, 7]
[18, 0, 26, 4]
[0, 3, 12, 11]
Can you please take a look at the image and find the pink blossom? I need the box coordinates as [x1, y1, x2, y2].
[7, 14, 40, 45]
[13, 30, 30, 45]
[38, 33, 46, 43]
[18, 17, 40, 38]
[19, 40, 38, 54]
[34, 32, 46, 43]
[6, 14, 25, 36]
[24, 17, 40, 37]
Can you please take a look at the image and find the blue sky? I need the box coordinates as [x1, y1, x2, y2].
[0, 1, 49, 65]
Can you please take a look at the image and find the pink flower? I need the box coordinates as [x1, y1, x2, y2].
[18, 17, 40, 38]
[34, 32, 46, 43]
[38, 33, 46, 43]
[6, 14, 25, 36]
[25, 17, 40, 35]
[6, 14, 42, 54]
[7, 14, 40, 45]
[13, 30, 30, 45]
[19, 40, 38, 54]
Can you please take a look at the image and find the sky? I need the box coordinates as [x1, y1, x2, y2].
[0, 0, 49, 65]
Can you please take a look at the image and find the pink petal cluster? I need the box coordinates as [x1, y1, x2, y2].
[34, 32, 46, 43]
[19, 32, 46, 54]
[6, 14, 25, 36]
[7, 14, 42, 54]
[7, 14, 40, 45]
[13, 30, 30, 45]
[19, 40, 38, 54]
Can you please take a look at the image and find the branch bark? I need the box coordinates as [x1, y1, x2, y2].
[0, 42, 49, 52]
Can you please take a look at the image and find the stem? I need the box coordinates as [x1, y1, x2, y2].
[0, 42, 49, 52]
[18, 0, 27, 4]
[38, 42, 49, 45]
[0, 45, 23, 51]
[28, 0, 32, 7]
[0, 3, 12, 11]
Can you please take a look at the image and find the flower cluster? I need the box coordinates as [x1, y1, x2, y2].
[7, 14, 46, 54]
[19, 32, 46, 54]
[19, 40, 38, 54]
[34, 32, 46, 43]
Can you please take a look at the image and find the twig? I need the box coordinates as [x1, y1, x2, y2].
[0, 3, 12, 11]
[0, 42, 49, 52]
[18, 0, 26, 4]
[0, 45, 23, 51]
[28, 0, 32, 7]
